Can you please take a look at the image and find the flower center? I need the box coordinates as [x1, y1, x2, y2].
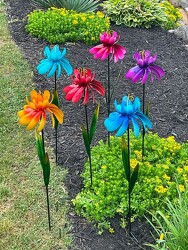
[124, 105, 134, 115]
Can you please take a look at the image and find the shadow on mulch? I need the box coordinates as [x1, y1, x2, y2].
[6, 0, 188, 249]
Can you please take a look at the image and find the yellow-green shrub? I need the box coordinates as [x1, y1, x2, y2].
[160, 1, 182, 30]
[26, 8, 110, 44]
[73, 132, 188, 233]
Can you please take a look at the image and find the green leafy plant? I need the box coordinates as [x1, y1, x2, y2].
[101, 0, 167, 28]
[101, 0, 182, 29]
[147, 185, 188, 250]
[26, 8, 110, 45]
[72, 133, 188, 233]
[31, 0, 100, 13]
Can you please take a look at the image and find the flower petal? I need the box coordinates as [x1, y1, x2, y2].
[132, 68, 144, 83]
[141, 68, 149, 84]
[61, 58, 73, 76]
[26, 112, 42, 130]
[125, 66, 140, 80]
[49, 104, 64, 124]
[37, 112, 46, 131]
[47, 63, 57, 78]
[44, 46, 51, 59]
[90, 81, 105, 97]
[135, 110, 152, 129]
[116, 116, 129, 137]
[37, 61, 53, 75]
[83, 87, 89, 105]
[72, 87, 84, 103]
[131, 116, 140, 137]
[104, 112, 124, 132]
[57, 63, 62, 78]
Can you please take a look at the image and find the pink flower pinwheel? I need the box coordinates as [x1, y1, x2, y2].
[125, 50, 165, 84]
[63, 68, 105, 105]
[89, 31, 126, 63]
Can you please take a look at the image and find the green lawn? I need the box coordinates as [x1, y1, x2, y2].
[0, 1, 71, 249]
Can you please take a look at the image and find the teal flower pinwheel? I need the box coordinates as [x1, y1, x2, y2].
[37, 45, 73, 78]
[104, 96, 152, 137]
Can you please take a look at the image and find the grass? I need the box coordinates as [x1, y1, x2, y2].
[0, 1, 71, 249]
[147, 186, 188, 250]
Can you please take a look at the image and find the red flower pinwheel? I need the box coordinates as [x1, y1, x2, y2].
[89, 31, 126, 63]
[64, 68, 105, 105]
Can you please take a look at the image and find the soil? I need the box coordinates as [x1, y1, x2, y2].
[5, 0, 188, 249]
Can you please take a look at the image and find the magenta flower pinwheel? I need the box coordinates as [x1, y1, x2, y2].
[63, 68, 105, 105]
[89, 31, 126, 63]
[125, 50, 165, 84]
[104, 96, 152, 137]
[37, 45, 73, 78]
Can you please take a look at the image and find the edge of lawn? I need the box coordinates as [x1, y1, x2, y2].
[0, 1, 72, 249]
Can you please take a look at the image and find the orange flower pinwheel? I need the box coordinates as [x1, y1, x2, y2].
[18, 89, 63, 131]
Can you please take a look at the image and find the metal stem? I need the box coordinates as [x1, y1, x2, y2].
[127, 126, 131, 235]
[45, 185, 51, 231]
[142, 84, 145, 160]
[107, 56, 110, 146]
[55, 71, 58, 164]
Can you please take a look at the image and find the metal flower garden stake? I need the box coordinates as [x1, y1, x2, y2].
[37, 45, 72, 164]
[18, 89, 64, 230]
[125, 50, 164, 158]
[104, 95, 152, 235]
[64, 68, 105, 188]
[89, 31, 126, 145]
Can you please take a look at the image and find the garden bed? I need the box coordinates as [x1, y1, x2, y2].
[6, 0, 188, 249]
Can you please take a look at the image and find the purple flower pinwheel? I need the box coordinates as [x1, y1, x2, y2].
[37, 45, 73, 78]
[104, 96, 152, 137]
[125, 50, 165, 84]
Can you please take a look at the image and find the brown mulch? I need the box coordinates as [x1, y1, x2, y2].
[5, 0, 188, 249]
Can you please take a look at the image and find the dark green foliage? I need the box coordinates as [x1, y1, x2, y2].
[31, 0, 100, 13]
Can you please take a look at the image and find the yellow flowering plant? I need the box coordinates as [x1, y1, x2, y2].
[72, 132, 188, 232]
[26, 8, 110, 45]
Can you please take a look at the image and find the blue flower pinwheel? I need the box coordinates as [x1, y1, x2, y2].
[37, 45, 73, 78]
[104, 96, 152, 137]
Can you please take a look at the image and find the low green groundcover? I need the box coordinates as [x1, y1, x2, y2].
[73, 132, 188, 232]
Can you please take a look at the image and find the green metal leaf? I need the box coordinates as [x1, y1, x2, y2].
[129, 163, 139, 194]
[122, 136, 130, 182]
[42, 152, 51, 187]
[35, 131, 45, 166]
[35, 131, 50, 186]
[81, 124, 90, 157]
[52, 89, 59, 129]
[146, 101, 150, 117]
[89, 102, 100, 144]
